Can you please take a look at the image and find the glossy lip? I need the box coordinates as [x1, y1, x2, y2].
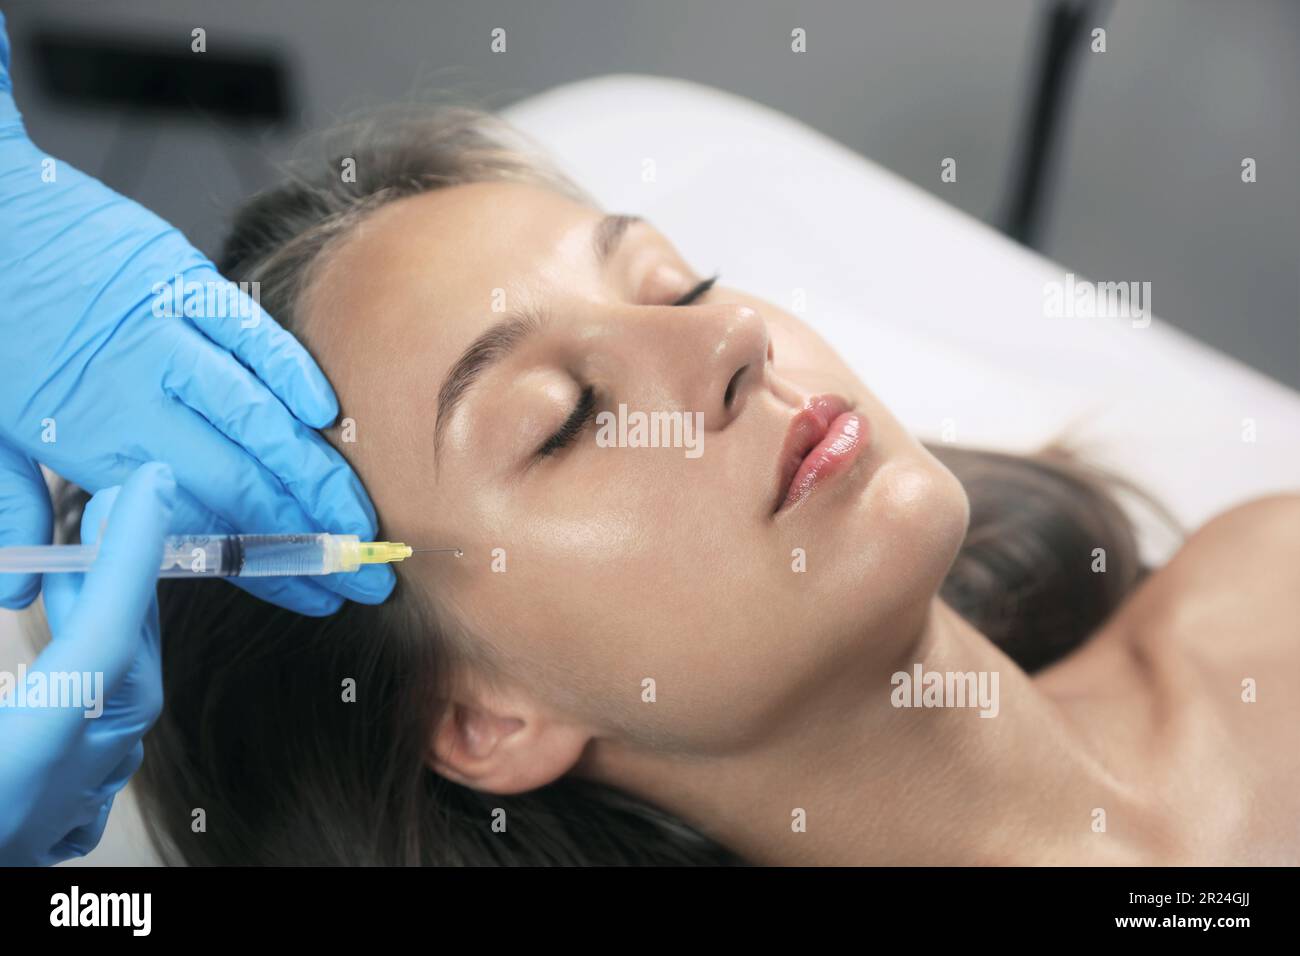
[771, 395, 868, 515]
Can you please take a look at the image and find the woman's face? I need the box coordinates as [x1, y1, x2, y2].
[300, 180, 969, 757]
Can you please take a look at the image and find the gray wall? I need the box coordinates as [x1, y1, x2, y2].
[5, 0, 1297, 385]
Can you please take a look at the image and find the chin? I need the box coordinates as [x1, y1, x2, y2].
[853, 450, 970, 613]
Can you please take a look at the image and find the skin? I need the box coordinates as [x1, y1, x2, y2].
[298, 180, 1300, 865]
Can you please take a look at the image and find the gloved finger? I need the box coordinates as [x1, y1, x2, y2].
[75, 483, 171, 688]
[161, 333, 380, 541]
[151, 400, 394, 605]
[51, 797, 115, 863]
[41, 559, 84, 636]
[0, 11, 20, 131]
[35, 480, 152, 769]
[85, 593, 162, 731]
[0, 442, 51, 609]
[0, 10, 10, 72]
[79, 479, 120, 545]
[38, 462, 174, 693]
[50, 733, 141, 859]
[41, 486, 119, 634]
[161, 482, 345, 616]
[181, 265, 339, 429]
[100, 740, 146, 795]
[41, 483, 119, 634]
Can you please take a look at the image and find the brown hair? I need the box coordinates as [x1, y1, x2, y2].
[68, 108, 1175, 865]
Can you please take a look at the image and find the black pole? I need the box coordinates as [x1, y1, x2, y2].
[1000, 0, 1113, 248]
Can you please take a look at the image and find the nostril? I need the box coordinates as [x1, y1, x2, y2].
[724, 364, 748, 409]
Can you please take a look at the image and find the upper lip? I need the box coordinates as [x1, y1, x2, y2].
[771, 394, 853, 514]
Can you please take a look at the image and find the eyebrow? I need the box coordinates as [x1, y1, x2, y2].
[434, 307, 544, 460]
[432, 213, 642, 462]
[593, 213, 642, 264]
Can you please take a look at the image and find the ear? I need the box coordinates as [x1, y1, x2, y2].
[427, 684, 591, 795]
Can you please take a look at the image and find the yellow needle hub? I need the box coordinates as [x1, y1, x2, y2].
[350, 540, 414, 566]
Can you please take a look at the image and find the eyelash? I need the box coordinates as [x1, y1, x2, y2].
[673, 273, 719, 306]
[536, 273, 720, 458]
[538, 385, 597, 457]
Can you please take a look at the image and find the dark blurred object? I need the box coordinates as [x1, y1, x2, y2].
[30, 26, 291, 126]
[1001, 0, 1113, 248]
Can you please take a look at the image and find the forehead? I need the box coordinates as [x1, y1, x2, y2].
[304, 180, 597, 335]
[301, 181, 600, 383]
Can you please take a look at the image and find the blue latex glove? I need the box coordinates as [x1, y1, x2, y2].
[0, 462, 173, 866]
[0, 11, 392, 615]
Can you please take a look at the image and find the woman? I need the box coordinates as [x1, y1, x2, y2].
[67, 108, 1298, 866]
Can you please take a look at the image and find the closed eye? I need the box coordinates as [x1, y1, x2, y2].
[672, 274, 718, 306]
[535, 274, 717, 460]
[537, 385, 597, 457]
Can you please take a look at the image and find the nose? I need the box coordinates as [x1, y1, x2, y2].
[627, 301, 771, 431]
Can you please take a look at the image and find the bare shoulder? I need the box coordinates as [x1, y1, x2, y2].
[1180, 493, 1300, 556]
[1124, 493, 1300, 662]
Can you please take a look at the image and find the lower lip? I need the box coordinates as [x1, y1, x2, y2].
[782, 412, 867, 510]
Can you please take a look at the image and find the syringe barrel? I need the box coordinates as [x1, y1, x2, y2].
[159, 534, 356, 577]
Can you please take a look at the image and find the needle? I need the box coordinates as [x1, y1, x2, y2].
[409, 548, 463, 557]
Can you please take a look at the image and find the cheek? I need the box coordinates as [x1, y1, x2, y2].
[443, 498, 660, 685]
[448, 492, 784, 743]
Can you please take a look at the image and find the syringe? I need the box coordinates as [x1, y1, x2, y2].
[0, 533, 459, 578]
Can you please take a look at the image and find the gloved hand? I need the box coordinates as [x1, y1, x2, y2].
[0, 11, 391, 616]
[0, 462, 172, 866]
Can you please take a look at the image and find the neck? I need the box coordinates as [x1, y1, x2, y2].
[582, 598, 1175, 865]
